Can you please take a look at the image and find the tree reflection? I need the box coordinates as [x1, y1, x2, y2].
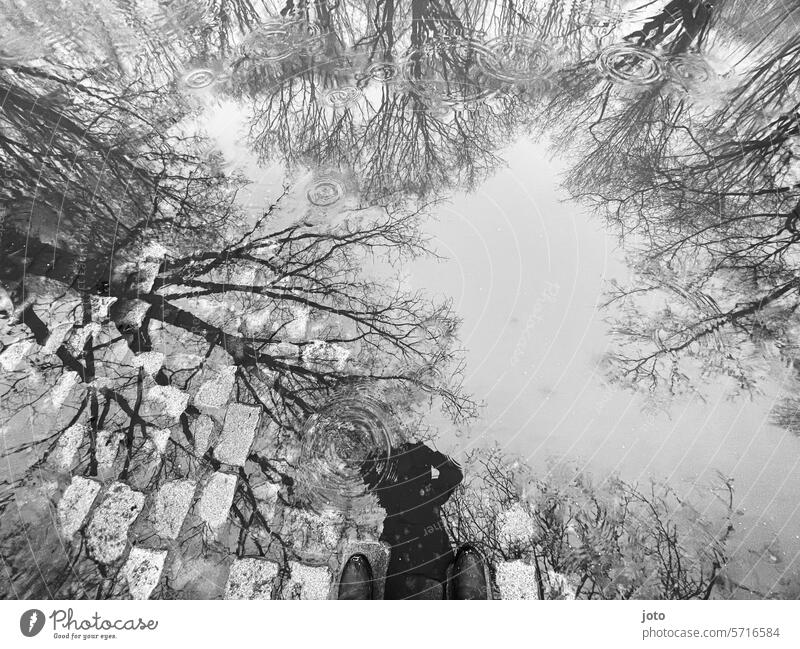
[227, 0, 624, 203]
[529, 1, 800, 423]
[0, 0, 478, 598]
[2, 0, 800, 600]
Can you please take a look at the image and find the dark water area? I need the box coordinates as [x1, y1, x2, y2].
[2, 0, 800, 600]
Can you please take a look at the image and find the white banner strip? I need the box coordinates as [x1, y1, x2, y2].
[3, 601, 799, 648]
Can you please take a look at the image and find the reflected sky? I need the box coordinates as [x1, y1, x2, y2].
[410, 138, 800, 580]
[2, 0, 800, 598]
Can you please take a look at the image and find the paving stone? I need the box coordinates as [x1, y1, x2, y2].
[51, 370, 80, 409]
[132, 351, 165, 375]
[49, 423, 86, 471]
[496, 560, 539, 600]
[279, 507, 344, 559]
[0, 340, 33, 371]
[198, 472, 237, 529]
[215, 403, 260, 466]
[283, 562, 331, 600]
[122, 548, 167, 600]
[66, 322, 101, 353]
[150, 479, 196, 540]
[498, 502, 535, 548]
[42, 322, 74, 354]
[146, 385, 189, 420]
[301, 340, 350, 371]
[90, 295, 117, 320]
[191, 415, 214, 457]
[86, 482, 145, 564]
[145, 428, 171, 455]
[193, 366, 236, 410]
[57, 476, 101, 538]
[224, 558, 279, 599]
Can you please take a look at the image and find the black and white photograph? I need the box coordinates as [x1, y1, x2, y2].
[0, 0, 799, 644]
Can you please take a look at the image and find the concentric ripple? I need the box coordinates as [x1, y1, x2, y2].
[365, 61, 400, 82]
[241, 19, 325, 62]
[402, 35, 497, 106]
[295, 390, 396, 508]
[306, 175, 344, 206]
[319, 86, 362, 109]
[241, 22, 296, 61]
[181, 67, 218, 89]
[596, 42, 665, 86]
[666, 53, 715, 89]
[479, 35, 555, 83]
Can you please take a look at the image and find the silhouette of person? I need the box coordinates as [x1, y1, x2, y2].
[360, 441, 464, 599]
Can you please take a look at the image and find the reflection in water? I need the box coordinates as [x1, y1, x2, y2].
[361, 441, 463, 599]
[306, 173, 345, 206]
[319, 84, 363, 108]
[595, 41, 666, 85]
[295, 386, 395, 509]
[481, 35, 557, 83]
[364, 60, 400, 82]
[239, 19, 320, 61]
[181, 67, 220, 90]
[666, 52, 715, 89]
[403, 36, 500, 107]
[0, 0, 799, 600]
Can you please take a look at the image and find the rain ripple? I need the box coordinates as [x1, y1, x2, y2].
[596, 42, 666, 86]
[306, 175, 345, 207]
[364, 61, 400, 83]
[479, 35, 556, 83]
[294, 388, 396, 509]
[318, 86, 362, 109]
[402, 35, 498, 106]
[240, 19, 325, 63]
[181, 67, 219, 90]
[667, 53, 716, 90]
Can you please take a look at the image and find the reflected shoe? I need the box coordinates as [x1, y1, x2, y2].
[451, 545, 488, 600]
[338, 554, 374, 600]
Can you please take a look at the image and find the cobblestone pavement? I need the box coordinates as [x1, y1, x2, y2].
[1, 304, 532, 599]
[3, 359, 532, 599]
